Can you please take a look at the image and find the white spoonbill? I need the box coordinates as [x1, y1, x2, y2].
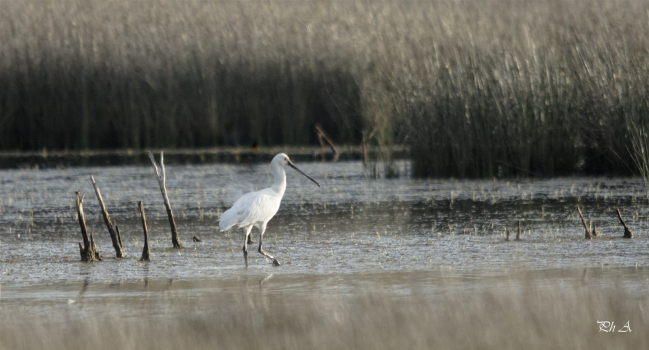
[219, 153, 320, 267]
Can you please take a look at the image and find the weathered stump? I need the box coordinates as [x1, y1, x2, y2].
[116, 225, 124, 249]
[148, 151, 183, 248]
[616, 209, 634, 238]
[505, 229, 510, 241]
[515, 220, 521, 241]
[75, 191, 103, 262]
[90, 175, 125, 258]
[138, 201, 151, 261]
[577, 206, 592, 240]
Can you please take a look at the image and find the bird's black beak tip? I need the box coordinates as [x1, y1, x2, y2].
[288, 160, 320, 187]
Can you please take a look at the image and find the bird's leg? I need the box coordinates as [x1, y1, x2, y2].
[242, 243, 248, 268]
[243, 226, 252, 268]
[258, 223, 280, 266]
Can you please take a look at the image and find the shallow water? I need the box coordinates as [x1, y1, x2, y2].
[1, 160, 649, 321]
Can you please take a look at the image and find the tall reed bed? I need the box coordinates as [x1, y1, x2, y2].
[396, 0, 649, 177]
[0, 0, 365, 150]
[1, 0, 648, 177]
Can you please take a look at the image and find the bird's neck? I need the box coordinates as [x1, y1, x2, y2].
[270, 163, 286, 197]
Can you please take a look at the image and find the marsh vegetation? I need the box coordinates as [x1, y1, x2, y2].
[2, 0, 649, 177]
[2, 0, 649, 345]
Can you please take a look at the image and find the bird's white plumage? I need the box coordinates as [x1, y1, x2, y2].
[218, 188, 281, 231]
[217, 153, 320, 266]
[218, 153, 288, 232]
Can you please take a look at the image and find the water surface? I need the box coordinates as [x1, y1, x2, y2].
[1, 160, 649, 320]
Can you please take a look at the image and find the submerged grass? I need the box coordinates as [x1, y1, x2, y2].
[0, 278, 647, 349]
[2, 0, 649, 177]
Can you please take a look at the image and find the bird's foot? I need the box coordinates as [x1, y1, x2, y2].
[272, 259, 281, 266]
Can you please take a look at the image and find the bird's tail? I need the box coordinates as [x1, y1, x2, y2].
[218, 209, 238, 231]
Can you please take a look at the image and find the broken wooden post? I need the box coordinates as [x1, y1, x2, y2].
[577, 206, 592, 240]
[505, 229, 510, 241]
[75, 191, 103, 262]
[316, 125, 340, 162]
[148, 151, 183, 248]
[515, 220, 521, 241]
[90, 175, 125, 258]
[592, 221, 598, 237]
[361, 132, 369, 167]
[616, 209, 634, 238]
[116, 225, 124, 250]
[138, 201, 151, 261]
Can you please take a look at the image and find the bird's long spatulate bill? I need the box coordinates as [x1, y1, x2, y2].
[288, 161, 321, 187]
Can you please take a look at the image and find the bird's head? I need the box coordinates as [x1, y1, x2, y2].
[273, 153, 291, 167]
[272, 153, 320, 187]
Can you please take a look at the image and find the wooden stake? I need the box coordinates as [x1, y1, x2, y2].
[505, 229, 510, 241]
[592, 221, 598, 237]
[515, 221, 521, 241]
[148, 151, 183, 248]
[616, 209, 634, 238]
[138, 201, 151, 261]
[577, 206, 592, 240]
[90, 175, 125, 258]
[75, 191, 102, 262]
[75, 192, 89, 255]
[116, 225, 123, 249]
[362, 133, 369, 167]
[315, 125, 339, 162]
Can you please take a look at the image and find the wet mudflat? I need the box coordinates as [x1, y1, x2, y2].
[1, 160, 649, 348]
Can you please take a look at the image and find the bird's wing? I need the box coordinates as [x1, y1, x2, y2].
[218, 190, 280, 231]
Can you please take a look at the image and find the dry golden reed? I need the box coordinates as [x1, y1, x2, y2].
[1, 0, 648, 177]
